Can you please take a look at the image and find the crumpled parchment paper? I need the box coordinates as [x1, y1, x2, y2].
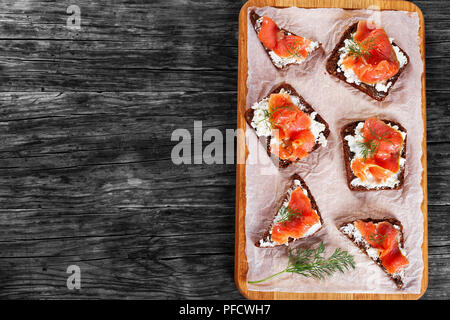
[245, 7, 424, 294]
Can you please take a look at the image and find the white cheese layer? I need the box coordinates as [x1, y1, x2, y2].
[258, 179, 322, 247]
[340, 223, 380, 260]
[250, 97, 272, 137]
[344, 121, 406, 189]
[268, 41, 319, 68]
[336, 35, 408, 92]
[255, 17, 263, 32]
[250, 89, 327, 147]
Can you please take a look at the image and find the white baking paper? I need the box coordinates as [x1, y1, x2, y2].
[245, 7, 424, 294]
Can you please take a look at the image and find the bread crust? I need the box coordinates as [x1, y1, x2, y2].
[338, 218, 406, 288]
[249, 10, 320, 70]
[325, 22, 410, 101]
[341, 119, 407, 191]
[255, 174, 324, 248]
[245, 83, 330, 168]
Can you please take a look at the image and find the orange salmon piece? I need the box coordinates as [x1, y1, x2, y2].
[271, 187, 320, 244]
[273, 35, 311, 60]
[355, 220, 409, 274]
[351, 158, 393, 183]
[291, 129, 315, 153]
[258, 16, 312, 61]
[267, 92, 316, 161]
[344, 21, 400, 84]
[258, 16, 279, 50]
[380, 245, 409, 274]
[362, 117, 404, 173]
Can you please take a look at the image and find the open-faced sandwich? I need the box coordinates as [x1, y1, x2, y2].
[256, 174, 323, 247]
[342, 117, 407, 190]
[249, 11, 320, 69]
[245, 83, 329, 168]
[339, 218, 409, 288]
[326, 20, 409, 101]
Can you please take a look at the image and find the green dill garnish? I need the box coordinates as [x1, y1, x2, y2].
[254, 104, 298, 129]
[347, 34, 382, 62]
[286, 40, 306, 60]
[276, 205, 303, 226]
[357, 127, 394, 159]
[248, 242, 355, 284]
[368, 232, 387, 245]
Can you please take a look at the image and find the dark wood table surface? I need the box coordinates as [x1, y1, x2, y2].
[0, 0, 447, 299]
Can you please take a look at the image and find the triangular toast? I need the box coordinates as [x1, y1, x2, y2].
[256, 174, 323, 247]
[339, 218, 409, 288]
[249, 11, 321, 69]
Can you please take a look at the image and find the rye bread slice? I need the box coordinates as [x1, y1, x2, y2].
[341, 119, 407, 191]
[326, 22, 409, 101]
[255, 174, 324, 248]
[245, 83, 330, 168]
[338, 218, 406, 288]
[249, 10, 321, 70]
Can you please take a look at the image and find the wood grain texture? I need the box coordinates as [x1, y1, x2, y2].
[236, 0, 428, 300]
[0, 0, 447, 299]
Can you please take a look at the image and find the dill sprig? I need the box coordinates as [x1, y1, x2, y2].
[286, 40, 306, 60]
[276, 206, 303, 226]
[368, 232, 387, 245]
[254, 104, 298, 129]
[347, 34, 381, 62]
[357, 128, 394, 159]
[247, 242, 355, 284]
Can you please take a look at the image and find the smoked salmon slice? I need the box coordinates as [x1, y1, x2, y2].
[351, 158, 394, 183]
[257, 175, 323, 247]
[354, 220, 409, 275]
[258, 16, 312, 61]
[340, 218, 409, 288]
[342, 21, 400, 84]
[258, 16, 279, 50]
[271, 186, 321, 245]
[266, 92, 316, 162]
[249, 11, 320, 69]
[351, 117, 404, 183]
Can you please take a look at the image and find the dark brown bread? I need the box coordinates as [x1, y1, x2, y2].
[249, 10, 320, 70]
[326, 22, 409, 101]
[255, 174, 324, 248]
[338, 218, 406, 288]
[245, 83, 330, 168]
[341, 119, 407, 191]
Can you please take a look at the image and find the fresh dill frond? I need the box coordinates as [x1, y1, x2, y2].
[357, 138, 379, 159]
[286, 40, 306, 60]
[357, 127, 395, 159]
[347, 34, 382, 62]
[368, 232, 387, 245]
[276, 206, 303, 226]
[247, 242, 355, 284]
[256, 104, 298, 129]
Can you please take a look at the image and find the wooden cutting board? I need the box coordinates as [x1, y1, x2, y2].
[235, 0, 427, 300]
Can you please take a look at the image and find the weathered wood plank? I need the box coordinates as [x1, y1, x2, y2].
[0, 0, 446, 92]
[0, 250, 241, 299]
[0, 0, 241, 42]
[423, 205, 450, 299]
[0, 0, 240, 92]
[0, 0, 447, 300]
